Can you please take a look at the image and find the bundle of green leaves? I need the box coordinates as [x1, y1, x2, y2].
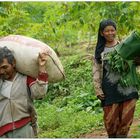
[108, 31, 140, 88]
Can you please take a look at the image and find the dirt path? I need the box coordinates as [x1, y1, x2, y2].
[79, 118, 140, 138]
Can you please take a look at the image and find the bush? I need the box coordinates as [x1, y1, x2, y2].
[35, 53, 103, 138]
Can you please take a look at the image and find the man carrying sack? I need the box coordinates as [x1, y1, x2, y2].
[0, 46, 48, 138]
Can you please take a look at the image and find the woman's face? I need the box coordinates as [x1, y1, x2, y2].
[101, 25, 116, 42]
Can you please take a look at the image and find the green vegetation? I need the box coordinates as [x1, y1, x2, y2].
[108, 31, 140, 88]
[1, 1, 140, 138]
[35, 52, 103, 138]
[130, 100, 140, 138]
[1, 2, 140, 48]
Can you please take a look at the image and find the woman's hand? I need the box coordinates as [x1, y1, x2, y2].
[97, 93, 105, 100]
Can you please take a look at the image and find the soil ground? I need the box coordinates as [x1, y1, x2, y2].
[79, 118, 140, 138]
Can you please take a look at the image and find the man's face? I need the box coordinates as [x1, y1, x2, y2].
[0, 58, 16, 81]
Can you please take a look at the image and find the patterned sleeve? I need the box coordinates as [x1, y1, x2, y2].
[92, 57, 104, 96]
[27, 73, 48, 100]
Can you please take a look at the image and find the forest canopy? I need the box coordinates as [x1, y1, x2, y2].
[0, 1, 140, 48]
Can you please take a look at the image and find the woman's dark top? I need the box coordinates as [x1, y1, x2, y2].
[101, 46, 139, 107]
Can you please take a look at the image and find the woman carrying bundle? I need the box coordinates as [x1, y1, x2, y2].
[93, 19, 139, 138]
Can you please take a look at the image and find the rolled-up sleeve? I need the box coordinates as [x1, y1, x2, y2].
[27, 73, 48, 100]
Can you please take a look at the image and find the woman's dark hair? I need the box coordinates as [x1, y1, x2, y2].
[0, 46, 15, 64]
[95, 19, 117, 64]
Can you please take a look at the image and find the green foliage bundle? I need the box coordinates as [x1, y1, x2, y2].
[108, 31, 140, 88]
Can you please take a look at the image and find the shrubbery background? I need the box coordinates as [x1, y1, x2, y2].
[1, 1, 140, 138]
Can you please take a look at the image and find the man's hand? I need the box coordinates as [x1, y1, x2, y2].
[38, 52, 48, 67]
[38, 51, 48, 73]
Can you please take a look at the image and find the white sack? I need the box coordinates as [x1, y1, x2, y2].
[0, 35, 65, 83]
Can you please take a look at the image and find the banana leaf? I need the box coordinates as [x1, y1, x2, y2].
[108, 31, 140, 89]
[115, 31, 140, 59]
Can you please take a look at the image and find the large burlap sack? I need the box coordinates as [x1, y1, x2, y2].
[0, 35, 65, 83]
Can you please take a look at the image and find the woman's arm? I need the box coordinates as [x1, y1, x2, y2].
[92, 57, 105, 100]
